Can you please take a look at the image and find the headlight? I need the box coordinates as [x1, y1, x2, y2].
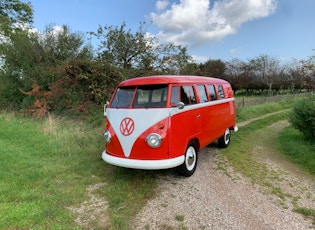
[104, 130, 111, 143]
[146, 133, 162, 148]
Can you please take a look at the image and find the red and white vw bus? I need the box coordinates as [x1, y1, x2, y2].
[102, 75, 238, 176]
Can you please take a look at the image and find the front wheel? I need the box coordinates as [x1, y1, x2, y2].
[178, 143, 198, 177]
[218, 128, 231, 148]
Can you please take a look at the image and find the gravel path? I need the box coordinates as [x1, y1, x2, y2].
[131, 121, 314, 229]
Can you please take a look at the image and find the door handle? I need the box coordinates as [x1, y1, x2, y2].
[196, 115, 201, 118]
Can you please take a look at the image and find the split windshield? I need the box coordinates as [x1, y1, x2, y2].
[110, 84, 168, 108]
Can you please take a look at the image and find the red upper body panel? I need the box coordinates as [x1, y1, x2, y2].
[118, 75, 230, 88]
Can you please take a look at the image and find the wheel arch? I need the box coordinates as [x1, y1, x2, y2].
[189, 137, 200, 152]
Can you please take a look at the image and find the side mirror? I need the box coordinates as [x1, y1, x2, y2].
[104, 101, 109, 116]
[177, 102, 185, 109]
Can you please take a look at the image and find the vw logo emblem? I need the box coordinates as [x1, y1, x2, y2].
[120, 117, 135, 136]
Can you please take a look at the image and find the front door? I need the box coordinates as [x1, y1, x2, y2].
[168, 85, 201, 158]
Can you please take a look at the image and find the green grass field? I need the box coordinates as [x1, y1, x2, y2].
[0, 112, 157, 229]
[0, 113, 105, 229]
[278, 126, 315, 176]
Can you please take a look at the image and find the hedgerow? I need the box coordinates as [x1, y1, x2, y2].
[289, 95, 315, 139]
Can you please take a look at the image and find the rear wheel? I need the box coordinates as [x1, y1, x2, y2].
[178, 142, 198, 177]
[218, 128, 231, 148]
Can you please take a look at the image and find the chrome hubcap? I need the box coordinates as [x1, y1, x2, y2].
[186, 147, 196, 171]
[225, 129, 231, 144]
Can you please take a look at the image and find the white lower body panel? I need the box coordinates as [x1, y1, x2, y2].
[102, 151, 185, 170]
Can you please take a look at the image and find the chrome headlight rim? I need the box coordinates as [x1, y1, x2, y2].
[104, 130, 111, 143]
[146, 133, 162, 148]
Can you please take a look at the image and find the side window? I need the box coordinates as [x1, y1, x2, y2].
[171, 87, 180, 105]
[197, 85, 208, 103]
[171, 86, 196, 106]
[207, 84, 217, 101]
[182, 86, 196, 105]
[217, 85, 225, 99]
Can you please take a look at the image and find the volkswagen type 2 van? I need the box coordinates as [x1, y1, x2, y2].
[102, 75, 238, 176]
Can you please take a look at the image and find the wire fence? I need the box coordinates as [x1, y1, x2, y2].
[235, 92, 314, 108]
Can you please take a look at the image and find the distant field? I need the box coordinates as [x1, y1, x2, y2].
[235, 92, 312, 108]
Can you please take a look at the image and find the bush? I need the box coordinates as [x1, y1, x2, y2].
[289, 95, 315, 139]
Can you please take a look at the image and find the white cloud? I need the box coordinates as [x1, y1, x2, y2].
[192, 55, 210, 63]
[155, 0, 169, 11]
[150, 0, 277, 47]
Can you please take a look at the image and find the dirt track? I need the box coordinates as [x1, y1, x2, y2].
[131, 121, 315, 229]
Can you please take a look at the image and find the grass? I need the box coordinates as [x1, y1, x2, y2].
[101, 167, 157, 229]
[175, 215, 185, 221]
[0, 113, 104, 229]
[0, 112, 158, 229]
[278, 126, 315, 176]
[220, 110, 290, 182]
[278, 125, 315, 224]
[236, 100, 293, 122]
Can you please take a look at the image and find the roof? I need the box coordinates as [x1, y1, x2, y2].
[118, 75, 229, 86]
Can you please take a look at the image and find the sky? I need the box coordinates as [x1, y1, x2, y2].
[30, 0, 315, 63]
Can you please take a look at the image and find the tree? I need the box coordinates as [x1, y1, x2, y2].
[0, 24, 93, 109]
[282, 60, 304, 92]
[301, 52, 315, 91]
[248, 55, 282, 94]
[159, 45, 193, 75]
[180, 62, 199, 75]
[38, 24, 93, 67]
[224, 58, 246, 93]
[0, 0, 33, 36]
[0, 0, 33, 107]
[0, 30, 38, 107]
[198, 59, 226, 78]
[91, 22, 192, 77]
